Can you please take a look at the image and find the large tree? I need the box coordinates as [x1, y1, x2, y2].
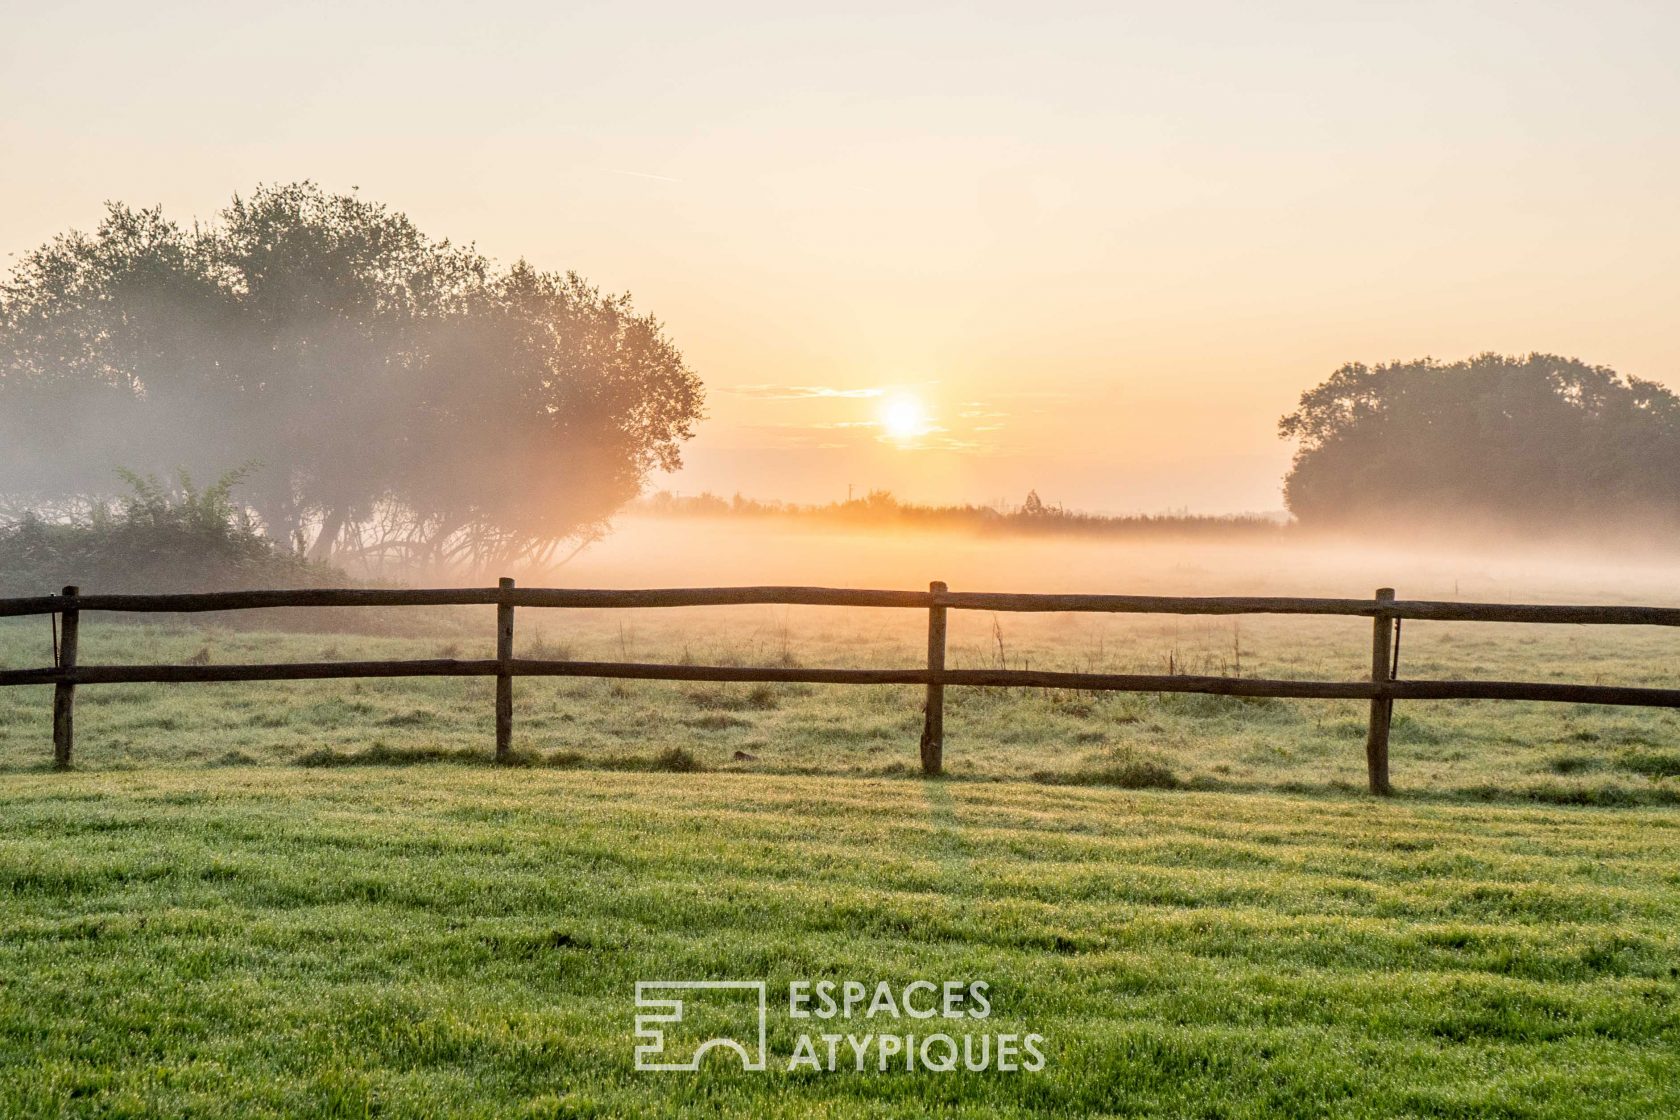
[1278, 352, 1680, 532]
[0, 183, 704, 573]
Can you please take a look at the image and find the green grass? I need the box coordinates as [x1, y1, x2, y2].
[1, 768, 1677, 1117]
[2, 603, 1678, 1115]
[4, 608, 1679, 805]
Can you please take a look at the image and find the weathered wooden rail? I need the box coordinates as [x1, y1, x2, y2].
[4, 581, 1680, 794]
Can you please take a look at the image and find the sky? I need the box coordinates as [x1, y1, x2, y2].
[4, 1, 1678, 514]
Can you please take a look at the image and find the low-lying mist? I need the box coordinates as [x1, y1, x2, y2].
[559, 515, 1680, 607]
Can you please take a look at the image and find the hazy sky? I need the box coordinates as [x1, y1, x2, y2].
[5, 1, 1677, 513]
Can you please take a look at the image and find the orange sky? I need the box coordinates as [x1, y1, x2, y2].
[4, 2, 1677, 513]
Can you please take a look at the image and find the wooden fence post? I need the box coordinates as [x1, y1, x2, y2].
[52, 585, 79, 771]
[920, 581, 948, 776]
[496, 577, 515, 763]
[1365, 586, 1395, 796]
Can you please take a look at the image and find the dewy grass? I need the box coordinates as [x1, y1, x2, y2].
[1, 604, 1678, 1115]
[1, 768, 1678, 1117]
[5, 610, 1678, 805]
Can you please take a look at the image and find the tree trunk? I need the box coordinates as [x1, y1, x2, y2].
[309, 508, 346, 562]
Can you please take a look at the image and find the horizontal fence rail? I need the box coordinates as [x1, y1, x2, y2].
[3, 580, 1678, 792]
[6, 586, 1680, 625]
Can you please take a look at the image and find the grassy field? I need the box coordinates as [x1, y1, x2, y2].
[2, 767, 1678, 1117]
[4, 540, 1679, 1116]
[3, 605, 1678, 804]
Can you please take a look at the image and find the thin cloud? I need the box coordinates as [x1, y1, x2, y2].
[729, 420, 1002, 455]
[896, 433, 985, 453]
[987, 390, 1075, 402]
[724, 385, 888, 401]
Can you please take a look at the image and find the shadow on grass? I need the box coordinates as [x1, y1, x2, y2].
[1450, 780, 1680, 808]
[293, 742, 706, 773]
[1019, 765, 1680, 809]
[1031, 759, 1182, 790]
[17, 744, 1678, 810]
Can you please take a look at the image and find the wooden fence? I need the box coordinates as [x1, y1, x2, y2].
[4, 580, 1680, 794]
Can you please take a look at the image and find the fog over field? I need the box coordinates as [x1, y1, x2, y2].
[564, 515, 1680, 606]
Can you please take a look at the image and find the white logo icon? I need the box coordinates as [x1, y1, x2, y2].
[634, 981, 768, 1071]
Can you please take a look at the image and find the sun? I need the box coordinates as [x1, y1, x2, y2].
[880, 394, 928, 441]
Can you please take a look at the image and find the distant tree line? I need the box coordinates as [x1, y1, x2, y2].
[1278, 353, 1680, 533]
[0, 183, 704, 577]
[634, 489, 1286, 537]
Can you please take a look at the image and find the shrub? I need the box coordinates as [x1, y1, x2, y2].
[1617, 751, 1680, 779]
[1034, 747, 1182, 790]
[684, 685, 779, 712]
[295, 743, 488, 767]
[653, 746, 704, 773]
[0, 469, 342, 595]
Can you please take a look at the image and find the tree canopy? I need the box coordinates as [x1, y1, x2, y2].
[1278, 353, 1680, 532]
[0, 183, 704, 574]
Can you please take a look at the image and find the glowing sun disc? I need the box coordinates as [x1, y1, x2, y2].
[881, 395, 926, 440]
